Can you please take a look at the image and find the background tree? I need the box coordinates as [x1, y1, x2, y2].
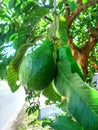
[1, 0, 98, 130]
[66, 0, 98, 76]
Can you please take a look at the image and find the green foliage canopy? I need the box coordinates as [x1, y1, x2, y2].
[1, 0, 98, 130]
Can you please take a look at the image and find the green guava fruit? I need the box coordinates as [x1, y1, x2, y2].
[19, 39, 56, 91]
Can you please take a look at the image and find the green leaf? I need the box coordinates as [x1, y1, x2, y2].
[22, 2, 37, 15]
[16, 5, 49, 48]
[9, 0, 16, 9]
[0, 55, 8, 79]
[49, 0, 54, 8]
[41, 0, 47, 5]
[42, 81, 61, 102]
[0, 62, 7, 80]
[58, 60, 72, 75]
[54, 65, 71, 96]
[57, 16, 68, 45]
[50, 116, 84, 130]
[59, 100, 68, 112]
[57, 45, 72, 61]
[7, 61, 20, 92]
[57, 45, 84, 80]
[82, 0, 88, 4]
[57, 0, 65, 10]
[67, 74, 98, 130]
[7, 43, 32, 92]
[14, 3, 22, 16]
[26, 6, 49, 20]
[68, 1, 76, 12]
[55, 62, 98, 130]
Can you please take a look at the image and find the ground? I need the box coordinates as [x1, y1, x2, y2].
[8, 105, 50, 130]
[8, 105, 26, 130]
[0, 81, 25, 130]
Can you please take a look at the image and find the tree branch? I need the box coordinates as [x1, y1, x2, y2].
[82, 36, 98, 55]
[82, 28, 98, 53]
[76, 0, 83, 6]
[89, 27, 98, 40]
[65, 3, 71, 24]
[68, 0, 98, 28]
[53, 0, 57, 40]
[68, 35, 79, 57]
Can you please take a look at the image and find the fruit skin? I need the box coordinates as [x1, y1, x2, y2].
[19, 39, 56, 91]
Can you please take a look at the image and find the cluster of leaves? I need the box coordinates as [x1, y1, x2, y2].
[53, 54, 98, 130]
[70, 4, 98, 48]
[88, 43, 98, 72]
[25, 91, 40, 116]
[86, 43, 98, 84]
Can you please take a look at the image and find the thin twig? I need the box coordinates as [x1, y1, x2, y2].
[53, 0, 57, 41]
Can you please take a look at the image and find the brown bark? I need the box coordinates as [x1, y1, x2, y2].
[68, 34, 98, 76]
[68, 35, 89, 76]
[76, 0, 82, 5]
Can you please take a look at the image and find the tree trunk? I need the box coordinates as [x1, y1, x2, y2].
[71, 47, 89, 76]
[68, 35, 97, 77]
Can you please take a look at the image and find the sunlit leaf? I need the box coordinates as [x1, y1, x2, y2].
[57, 0, 66, 12]
[68, 1, 76, 12]
[57, 45, 84, 80]
[82, 0, 88, 4]
[14, 3, 22, 16]
[16, 5, 49, 48]
[67, 74, 98, 130]
[9, 0, 16, 9]
[57, 16, 68, 45]
[22, 2, 37, 15]
[49, 0, 54, 8]
[55, 61, 98, 130]
[50, 116, 84, 130]
[0, 62, 7, 80]
[7, 43, 32, 92]
[42, 81, 61, 102]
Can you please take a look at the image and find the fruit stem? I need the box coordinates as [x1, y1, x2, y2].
[53, 0, 57, 43]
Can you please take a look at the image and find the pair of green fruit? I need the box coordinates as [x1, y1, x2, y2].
[19, 39, 84, 91]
